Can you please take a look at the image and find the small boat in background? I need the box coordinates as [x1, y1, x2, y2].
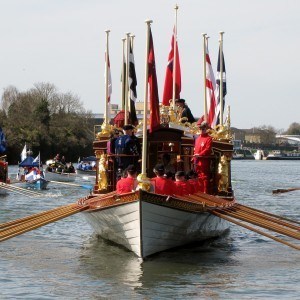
[254, 149, 267, 160]
[17, 153, 49, 190]
[232, 149, 255, 160]
[76, 156, 96, 176]
[45, 159, 76, 182]
[266, 150, 300, 160]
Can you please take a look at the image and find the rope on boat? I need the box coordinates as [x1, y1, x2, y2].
[0, 203, 89, 242]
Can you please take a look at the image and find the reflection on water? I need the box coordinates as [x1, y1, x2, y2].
[1, 162, 300, 299]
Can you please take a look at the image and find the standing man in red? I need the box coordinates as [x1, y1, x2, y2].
[194, 121, 213, 193]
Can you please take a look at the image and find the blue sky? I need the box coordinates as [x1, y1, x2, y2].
[0, 0, 299, 131]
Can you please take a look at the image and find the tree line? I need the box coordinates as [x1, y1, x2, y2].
[0, 82, 95, 164]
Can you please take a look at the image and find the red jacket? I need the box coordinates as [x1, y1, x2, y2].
[188, 179, 201, 194]
[173, 181, 192, 196]
[116, 177, 136, 194]
[194, 133, 212, 171]
[151, 177, 175, 195]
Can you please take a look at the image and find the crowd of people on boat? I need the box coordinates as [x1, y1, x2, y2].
[77, 161, 96, 171]
[17, 166, 45, 182]
[46, 154, 75, 173]
[114, 119, 213, 196]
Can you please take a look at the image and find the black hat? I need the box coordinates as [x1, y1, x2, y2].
[126, 164, 137, 173]
[175, 170, 185, 177]
[175, 98, 185, 103]
[153, 163, 165, 172]
[123, 124, 134, 130]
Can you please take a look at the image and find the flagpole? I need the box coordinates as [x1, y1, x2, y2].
[104, 29, 110, 126]
[125, 32, 131, 125]
[121, 37, 126, 110]
[219, 31, 225, 125]
[141, 20, 152, 179]
[130, 34, 135, 111]
[172, 4, 179, 109]
[202, 33, 207, 121]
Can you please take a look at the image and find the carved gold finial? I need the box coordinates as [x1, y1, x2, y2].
[96, 122, 112, 139]
[136, 173, 151, 191]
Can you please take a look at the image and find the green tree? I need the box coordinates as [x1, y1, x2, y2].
[285, 122, 300, 135]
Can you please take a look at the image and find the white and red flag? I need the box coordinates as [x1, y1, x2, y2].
[205, 45, 217, 127]
[162, 27, 181, 106]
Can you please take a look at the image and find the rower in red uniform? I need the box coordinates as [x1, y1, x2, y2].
[116, 165, 137, 194]
[187, 169, 201, 194]
[151, 164, 175, 196]
[194, 121, 213, 193]
[173, 171, 192, 196]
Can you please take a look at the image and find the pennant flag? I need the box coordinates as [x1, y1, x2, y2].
[0, 127, 6, 153]
[148, 29, 160, 133]
[105, 51, 112, 103]
[21, 143, 27, 161]
[205, 45, 217, 127]
[214, 47, 227, 126]
[33, 153, 40, 164]
[129, 43, 138, 126]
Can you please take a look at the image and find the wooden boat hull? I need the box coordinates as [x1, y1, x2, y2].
[44, 170, 76, 182]
[81, 191, 232, 258]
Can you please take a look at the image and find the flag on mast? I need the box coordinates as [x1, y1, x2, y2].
[214, 47, 227, 126]
[33, 152, 40, 166]
[148, 28, 160, 133]
[129, 42, 138, 126]
[162, 27, 181, 106]
[21, 143, 27, 161]
[205, 44, 217, 127]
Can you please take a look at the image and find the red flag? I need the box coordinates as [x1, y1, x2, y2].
[162, 27, 181, 106]
[205, 46, 217, 127]
[148, 29, 160, 133]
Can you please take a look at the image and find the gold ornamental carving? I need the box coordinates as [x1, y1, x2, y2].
[97, 152, 108, 191]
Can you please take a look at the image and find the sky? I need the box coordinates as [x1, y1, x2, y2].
[0, 0, 299, 131]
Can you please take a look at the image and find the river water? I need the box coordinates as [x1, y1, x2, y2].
[1, 161, 300, 299]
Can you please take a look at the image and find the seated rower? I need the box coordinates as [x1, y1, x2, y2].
[187, 170, 201, 194]
[116, 165, 138, 194]
[173, 171, 192, 197]
[151, 164, 175, 196]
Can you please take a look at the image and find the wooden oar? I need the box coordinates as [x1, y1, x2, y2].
[0, 182, 42, 197]
[48, 180, 93, 190]
[272, 188, 300, 194]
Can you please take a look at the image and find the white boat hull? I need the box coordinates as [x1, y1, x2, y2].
[82, 195, 230, 258]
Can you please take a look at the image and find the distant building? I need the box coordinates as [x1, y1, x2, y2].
[244, 128, 276, 144]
